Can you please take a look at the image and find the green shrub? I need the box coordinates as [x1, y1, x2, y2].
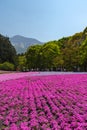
[0, 62, 15, 71]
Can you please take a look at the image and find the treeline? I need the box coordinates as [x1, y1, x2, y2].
[1, 27, 87, 71]
[24, 27, 87, 72]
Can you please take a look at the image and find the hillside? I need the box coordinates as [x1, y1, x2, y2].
[10, 35, 42, 54]
[25, 27, 87, 71]
[0, 27, 87, 71]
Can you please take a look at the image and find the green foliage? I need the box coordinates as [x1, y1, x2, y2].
[0, 62, 15, 71]
[17, 55, 27, 71]
[83, 27, 87, 34]
[39, 42, 60, 69]
[0, 34, 16, 64]
[1, 27, 87, 71]
[26, 42, 60, 70]
[24, 27, 87, 71]
[79, 38, 87, 71]
[57, 37, 70, 49]
[25, 28, 87, 71]
[26, 44, 42, 69]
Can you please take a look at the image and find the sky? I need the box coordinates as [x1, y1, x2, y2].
[0, 0, 87, 42]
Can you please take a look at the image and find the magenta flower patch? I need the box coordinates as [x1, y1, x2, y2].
[0, 73, 87, 129]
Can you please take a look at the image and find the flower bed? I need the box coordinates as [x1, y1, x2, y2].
[0, 74, 87, 129]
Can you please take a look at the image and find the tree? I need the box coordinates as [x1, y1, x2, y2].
[17, 55, 27, 71]
[0, 62, 15, 71]
[62, 38, 81, 71]
[39, 42, 60, 70]
[0, 34, 16, 64]
[26, 44, 42, 70]
[80, 38, 87, 71]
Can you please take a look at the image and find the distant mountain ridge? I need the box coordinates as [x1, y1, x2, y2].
[10, 35, 42, 54]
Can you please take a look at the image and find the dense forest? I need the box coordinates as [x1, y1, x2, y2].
[25, 27, 87, 71]
[0, 27, 87, 71]
[0, 34, 17, 70]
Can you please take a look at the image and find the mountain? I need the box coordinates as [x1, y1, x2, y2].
[10, 35, 42, 54]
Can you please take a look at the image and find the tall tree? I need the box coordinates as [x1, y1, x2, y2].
[39, 42, 60, 70]
[80, 38, 87, 71]
[26, 44, 42, 69]
[0, 34, 16, 64]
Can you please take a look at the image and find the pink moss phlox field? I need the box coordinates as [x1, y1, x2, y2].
[0, 74, 87, 129]
[0, 72, 38, 82]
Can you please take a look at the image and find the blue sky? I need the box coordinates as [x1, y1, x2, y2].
[0, 0, 87, 42]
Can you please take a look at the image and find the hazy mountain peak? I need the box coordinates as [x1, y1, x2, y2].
[10, 35, 42, 54]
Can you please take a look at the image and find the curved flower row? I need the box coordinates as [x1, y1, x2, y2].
[0, 74, 87, 129]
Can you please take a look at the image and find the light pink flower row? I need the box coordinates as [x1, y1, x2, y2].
[0, 72, 38, 81]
